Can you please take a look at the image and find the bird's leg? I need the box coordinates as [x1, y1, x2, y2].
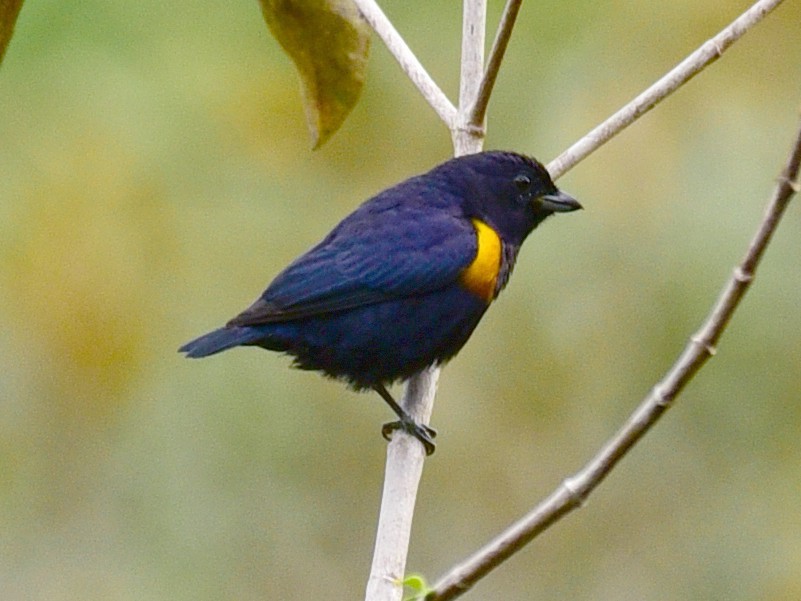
[373, 383, 437, 456]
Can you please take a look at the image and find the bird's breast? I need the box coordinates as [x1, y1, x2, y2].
[459, 218, 502, 303]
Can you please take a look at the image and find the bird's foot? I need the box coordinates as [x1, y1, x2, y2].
[381, 419, 437, 456]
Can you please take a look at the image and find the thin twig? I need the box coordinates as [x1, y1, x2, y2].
[366, 368, 440, 601]
[458, 0, 486, 112]
[363, 1, 487, 599]
[360, 0, 790, 599]
[354, 0, 458, 128]
[428, 114, 801, 601]
[546, 0, 785, 180]
[467, 0, 524, 129]
[453, 0, 487, 156]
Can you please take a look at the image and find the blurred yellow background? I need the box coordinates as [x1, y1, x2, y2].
[1, 1, 800, 600]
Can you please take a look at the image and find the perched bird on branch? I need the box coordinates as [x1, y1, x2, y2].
[180, 151, 581, 454]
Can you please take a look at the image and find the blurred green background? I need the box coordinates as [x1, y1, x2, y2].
[1, 1, 800, 599]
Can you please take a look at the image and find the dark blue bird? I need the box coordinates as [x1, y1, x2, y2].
[180, 151, 581, 454]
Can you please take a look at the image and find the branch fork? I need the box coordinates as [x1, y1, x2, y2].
[356, 1, 793, 600]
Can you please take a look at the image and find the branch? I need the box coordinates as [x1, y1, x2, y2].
[457, 0, 486, 112]
[365, 367, 440, 601]
[546, 0, 786, 180]
[428, 113, 801, 601]
[354, 0, 458, 128]
[453, 0, 487, 156]
[361, 1, 790, 600]
[364, 2, 488, 599]
[467, 0, 524, 129]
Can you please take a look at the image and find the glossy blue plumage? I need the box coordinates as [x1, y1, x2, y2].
[180, 151, 581, 393]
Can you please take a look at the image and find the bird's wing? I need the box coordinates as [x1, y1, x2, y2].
[228, 201, 477, 325]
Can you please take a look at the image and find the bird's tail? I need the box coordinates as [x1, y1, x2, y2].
[178, 326, 262, 358]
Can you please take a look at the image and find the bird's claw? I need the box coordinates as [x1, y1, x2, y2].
[382, 419, 437, 456]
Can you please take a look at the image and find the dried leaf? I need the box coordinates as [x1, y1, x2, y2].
[259, 0, 370, 148]
[0, 0, 25, 65]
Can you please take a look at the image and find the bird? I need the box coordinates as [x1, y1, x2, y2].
[179, 151, 581, 455]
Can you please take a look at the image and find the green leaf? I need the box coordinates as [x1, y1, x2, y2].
[0, 0, 25, 66]
[259, 0, 370, 149]
[402, 574, 433, 601]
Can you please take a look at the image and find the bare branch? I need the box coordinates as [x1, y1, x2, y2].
[458, 0, 486, 112]
[453, 0, 487, 155]
[366, 368, 440, 601]
[361, 1, 792, 600]
[364, 1, 488, 598]
[467, 0, 524, 129]
[429, 114, 801, 601]
[547, 0, 786, 180]
[354, 0, 458, 128]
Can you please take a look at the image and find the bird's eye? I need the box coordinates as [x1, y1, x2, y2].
[513, 174, 532, 191]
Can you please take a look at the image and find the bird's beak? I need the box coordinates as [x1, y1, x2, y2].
[540, 190, 582, 213]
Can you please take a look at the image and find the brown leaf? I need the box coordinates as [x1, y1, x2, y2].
[0, 0, 25, 65]
[259, 0, 370, 148]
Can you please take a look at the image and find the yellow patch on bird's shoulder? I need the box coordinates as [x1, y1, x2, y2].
[459, 219, 502, 303]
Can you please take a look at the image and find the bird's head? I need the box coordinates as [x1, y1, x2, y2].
[438, 151, 582, 246]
